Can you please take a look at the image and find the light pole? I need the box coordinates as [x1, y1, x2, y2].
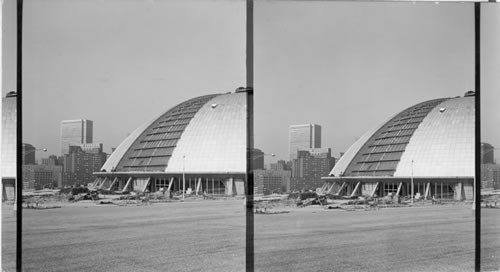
[411, 159, 414, 206]
[182, 155, 186, 200]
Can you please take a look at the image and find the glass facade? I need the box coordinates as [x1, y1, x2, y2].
[60, 119, 93, 156]
[288, 124, 321, 160]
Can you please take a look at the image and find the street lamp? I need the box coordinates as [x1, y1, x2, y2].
[411, 159, 414, 206]
[182, 155, 186, 200]
[253, 153, 275, 160]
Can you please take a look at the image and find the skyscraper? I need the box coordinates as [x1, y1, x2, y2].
[252, 148, 265, 170]
[290, 148, 335, 191]
[481, 142, 495, 164]
[288, 124, 321, 160]
[62, 145, 107, 186]
[60, 119, 93, 155]
[23, 143, 36, 165]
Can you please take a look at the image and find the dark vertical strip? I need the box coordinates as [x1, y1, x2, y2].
[16, 0, 23, 271]
[246, 0, 254, 271]
[474, 3, 481, 272]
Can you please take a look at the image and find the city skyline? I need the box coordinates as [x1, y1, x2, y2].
[2, 0, 246, 158]
[1, 1, 499, 163]
[255, 2, 500, 163]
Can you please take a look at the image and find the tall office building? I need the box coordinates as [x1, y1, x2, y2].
[270, 160, 292, 171]
[288, 124, 321, 160]
[2, 92, 17, 201]
[291, 148, 335, 191]
[254, 169, 291, 195]
[23, 143, 36, 165]
[253, 148, 265, 170]
[60, 119, 93, 155]
[23, 163, 63, 190]
[62, 145, 107, 186]
[481, 142, 495, 164]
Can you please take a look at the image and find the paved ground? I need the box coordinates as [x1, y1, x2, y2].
[254, 205, 476, 272]
[1, 201, 498, 271]
[481, 209, 500, 272]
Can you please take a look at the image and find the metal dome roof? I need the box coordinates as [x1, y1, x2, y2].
[330, 95, 474, 178]
[101, 91, 247, 174]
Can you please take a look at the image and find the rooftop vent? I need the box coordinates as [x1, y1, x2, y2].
[6, 91, 17, 98]
[464, 90, 475, 97]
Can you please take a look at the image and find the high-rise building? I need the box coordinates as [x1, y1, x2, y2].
[270, 160, 291, 171]
[23, 143, 36, 165]
[481, 142, 495, 164]
[23, 164, 63, 190]
[62, 145, 107, 186]
[288, 124, 321, 160]
[493, 168, 500, 190]
[2, 92, 17, 201]
[291, 148, 335, 191]
[253, 148, 265, 170]
[254, 169, 291, 195]
[60, 119, 93, 155]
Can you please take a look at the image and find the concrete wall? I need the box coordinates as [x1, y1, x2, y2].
[463, 183, 474, 200]
[234, 179, 245, 195]
[361, 183, 378, 196]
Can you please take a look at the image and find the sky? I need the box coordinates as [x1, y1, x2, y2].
[2, 0, 246, 157]
[254, 1, 500, 164]
[1, 0, 499, 163]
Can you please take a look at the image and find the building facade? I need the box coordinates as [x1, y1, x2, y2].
[253, 148, 265, 170]
[291, 148, 335, 191]
[63, 145, 107, 186]
[481, 142, 495, 164]
[60, 119, 93, 156]
[270, 160, 291, 171]
[288, 124, 321, 160]
[481, 163, 500, 189]
[254, 169, 291, 195]
[23, 164, 63, 190]
[23, 143, 36, 165]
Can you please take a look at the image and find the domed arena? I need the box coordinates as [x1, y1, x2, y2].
[321, 92, 475, 201]
[92, 89, 248, 196]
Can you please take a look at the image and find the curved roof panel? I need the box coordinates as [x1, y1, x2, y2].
[329, 95, 474, 179]
[394, 96, 474, 177]
[100, 92, 246, 174]
[165, 92, 246, 173]
[329, 114, 395, 177]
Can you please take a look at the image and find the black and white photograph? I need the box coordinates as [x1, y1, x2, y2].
[2, 0, 249, 271]
[253, 1, 498, 271]
[1, 0, 500, 271]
